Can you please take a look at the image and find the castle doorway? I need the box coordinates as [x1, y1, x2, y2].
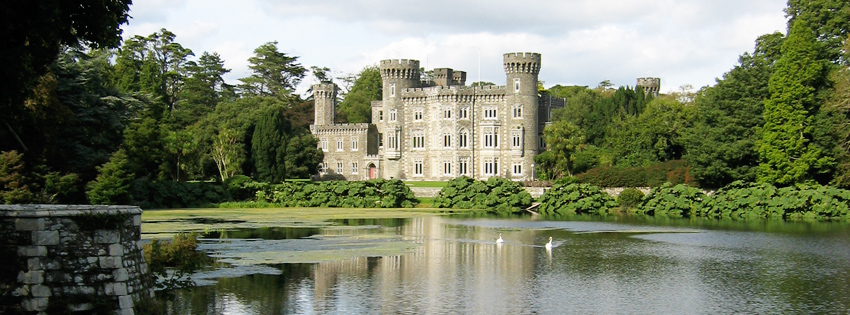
[368, 164, 377, 179]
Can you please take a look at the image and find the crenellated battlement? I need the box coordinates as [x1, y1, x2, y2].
[312, 83, 337, 99]
[636, 77, 661, 97]
[503, 52, 541, 74]
[380, 59, 421, 80]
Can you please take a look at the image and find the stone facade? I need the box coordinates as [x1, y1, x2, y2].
[0, 205, 153, 315]
[311, 52, 567, 181]
[636, 77, 661, 97]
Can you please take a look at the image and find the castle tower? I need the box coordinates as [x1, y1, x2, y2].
[313, 83, 337, 126]
[503, 53, 541, 177]
[378, 59, 420, 178]
[380, 59, 420, 101]
[636, 77, 661, 97]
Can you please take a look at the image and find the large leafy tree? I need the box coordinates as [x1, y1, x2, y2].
[683, 32, 783, 188]
[1, 0, 132, 152]
[171, 52, 231, 127]
[337, 66, 382, 123]
[238, 42, 306, 99]
[539, 120, 586, 177]
[786, 0, 850, 64]
[757, 20, 833, 185]
[606, 97, 691, 167]
[252, 108, 291, 183]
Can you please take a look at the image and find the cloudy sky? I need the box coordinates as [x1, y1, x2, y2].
[123, 0, 789, 96]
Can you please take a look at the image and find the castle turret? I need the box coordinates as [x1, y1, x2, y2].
[637, 77, 661, 97]
[503, 52, 541, 178]
[380, 59, 420, 100]
[313, 83, 337, 126]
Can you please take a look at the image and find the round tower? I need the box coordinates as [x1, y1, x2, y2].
[636, 77, 661, 97]
[503, 52, 541, 179]
[313, 83, 337, 126]
[379, 59, 421, 100]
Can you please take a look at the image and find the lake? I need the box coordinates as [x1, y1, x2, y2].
[161, 214, 850, 314]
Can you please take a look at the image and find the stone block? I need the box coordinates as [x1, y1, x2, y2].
[114, 268, 129, 281]
[109, 243, 124, 256]
[26, 257, 41, 270]
[17, 245, 47, 257]
[18, 270, 44, 284]
[15, 218, 44, 231]
[133, 215, 141, 227]
[116, 308, 135, 315]
[22, 297, 49, 312]
[30, 284, 51, 297]
[118, 295, 134, 309]
[34, 230, 59, 245]
[94, 230, 120, 244]
[68, 303, 94, 311]
[104, 282, 128, 296]
[99, 256, 123, 269]
[13, 285, 30, 296]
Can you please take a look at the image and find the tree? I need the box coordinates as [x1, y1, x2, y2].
[252, 108, 291, 183]
[210, 128, 244, 182]
[238, 42, 306, 99]
[757, 20, 833, 185]
[86, 149, 134, 205]
[172, 51, 231, 127]
[606, 97, 691, 167]
[785, 0, 850, 64]
[826, 36, 850, 187]
[683, 32, 783, 188]
[540, 120, 586, 177]
[0, 151, 32, 204]
[337, 66, 381, 123]
[1, 0, 131, 150]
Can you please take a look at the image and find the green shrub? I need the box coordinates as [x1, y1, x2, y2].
[143, 233, 208, 296]
[637, 182, 705, 217]
[433, 176, 532, 214]
[577, 160, 694, 187]
[617, 188, 645, 209]
[701, 180, 850, 221]
[223, 175, 254, 201]
[537, 182, 618, 215]
[253, 179, 418, 208]
[130, 179, 230, 209]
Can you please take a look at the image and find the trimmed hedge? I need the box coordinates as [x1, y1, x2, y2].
[250, 179, 418, 208]
[130, 179, 230, 209]
[433, 176, 532, 214]
[537, 182, 618, 215]
[617, 188, 645, 209]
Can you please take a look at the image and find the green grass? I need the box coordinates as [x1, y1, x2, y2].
[416, 197, 436, 208]
[406, 181, 448, 188]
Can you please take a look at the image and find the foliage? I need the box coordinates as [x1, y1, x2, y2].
[0, 151, 33, 204]
[433, 176, 532, 214]
[143, 233, 208, 297]
[130, 179, 230, 209]
[605, 97, 691, 167]
[337, 66, 381, 123]
[251, 179, 418, 208]
[785, 0, 850, 64]
[540, 120, 585, 177]
[617, 188, 645, 209]
[238, 41, 306, 98]
[86, 149, 134, 205]
[537, 182, 618, 216]
[224, 175, 255, 201]
[700, 180, 850, 221]
[253, 108, 291, 182]
[757, 20, 833, 185]
[577, 160, 694, 187]
[637, 183, 706, 218]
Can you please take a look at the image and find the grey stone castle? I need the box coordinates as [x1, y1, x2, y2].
[310, 52, 659, 181]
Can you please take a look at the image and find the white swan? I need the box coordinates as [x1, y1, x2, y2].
[496, 233, 504, 244]
[544, 236, 553, 249]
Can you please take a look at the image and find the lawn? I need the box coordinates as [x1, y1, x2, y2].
[405, 181, 448, 188]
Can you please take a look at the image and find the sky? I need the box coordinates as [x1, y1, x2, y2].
[122, 0, 789, 96]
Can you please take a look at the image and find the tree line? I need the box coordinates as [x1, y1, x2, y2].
[538, 0, 850, 190]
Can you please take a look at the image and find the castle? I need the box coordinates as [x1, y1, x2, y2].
[310, 52, 660, 181]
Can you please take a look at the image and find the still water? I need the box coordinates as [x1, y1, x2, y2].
[168, 215, 850, 314]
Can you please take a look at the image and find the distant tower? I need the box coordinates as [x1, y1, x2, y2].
[379, 59, 420, 100]
[503, 52, 541, 172]
[636, 77, 661, 97]
[313, 83, 336, 126]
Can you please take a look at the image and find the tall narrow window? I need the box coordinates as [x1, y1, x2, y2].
[443, 107, 452, 119]
[379, 110, 383, 121]
[321, 139, 328, 152]
[459, 107, 468, 119]
[458, 129, 468, 148]
[389, 109, 397, 122]
[484, 158, 499, 176]
[513, 104, 522, 118]
[337, 162, 344, 174]
[414, 160, 423, 176]
[459, 158, 469, 176]
[412, 130, 425, 149]
[337, 139, 343, 151]
[390, 83, 396, 97]
[514, 78, 521, 92]
[512, 130, 522, 148]
[484, 106, 497, 119]
[443, 133, 452, 148]
[352, 162, 358, 174]
[513, 163, 523, 176]
[483, 127, 499, 148]
[351, 139, 358, 151]
[414, 110, 423, 121]
[388, 134, 397, 149]
[443, 160, 452, 175]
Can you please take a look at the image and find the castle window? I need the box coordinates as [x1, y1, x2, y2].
[512, 130, 522, 148]
[484, 157, 499, 176]
[444, 160, 452, 175]
[352, 139, 358, 151]
[483, 127, 499, 149]
[459, 158, 469, 176]
[388, 134, 397, 150]
[443, 133, 452, 148]
[378, 133, 383, 147]
[412, 130, 425, 149]
[458, 129, 468, 148]
[320, 163, 328, 173]
[414, 159, 423, 176]
[443, 107, 452, 119]
[513, 104, 522, 118]
[321, 139, 328, 152]
[484, 106, 497, 119]
[514, 78, 521, 93]
[379, 110, 383, 121]
[390, 109, 397, 122]
[391, 84, 396, 97]
[352, 162, 358, 174]
[337, 139, 343, 151]
[459, 107, 468, 119]
[539, 136, 546, 149]
[513, 163, 523, 176]
[414, 110, 423, 121]
[337, 162, 344, 174]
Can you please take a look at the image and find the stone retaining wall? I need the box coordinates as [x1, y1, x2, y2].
[0, 205, 152, 315]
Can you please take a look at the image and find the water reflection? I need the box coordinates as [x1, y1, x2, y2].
[169, 216, 850, 314]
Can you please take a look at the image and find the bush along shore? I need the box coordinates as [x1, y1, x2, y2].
[433, 176, 533, 214]
[538, 180, 850, 222]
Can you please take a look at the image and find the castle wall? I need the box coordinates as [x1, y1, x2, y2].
[312, 124, 373, 180]
[0, 205, 153, 315]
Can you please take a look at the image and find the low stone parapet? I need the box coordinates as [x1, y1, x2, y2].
[0, 205, 152, 315]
